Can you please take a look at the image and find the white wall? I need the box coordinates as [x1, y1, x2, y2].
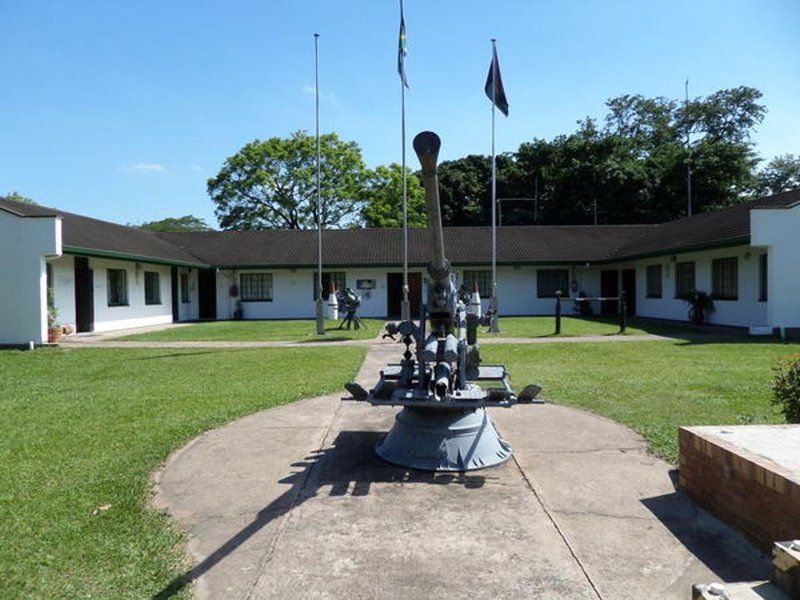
[752, 204, 800, 330]
[608, 244, 767, 327]
[0, 211, 60, 345]
[48, 255, 76, 330]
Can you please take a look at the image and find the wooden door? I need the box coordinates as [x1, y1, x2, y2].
[600, 270, 618, 316]
[74, 257, 94, 333]
[621, 268, 637, 316]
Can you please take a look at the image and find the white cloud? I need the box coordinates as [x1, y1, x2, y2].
[126, 162, 168, 173]
[303, 85, 340, 107]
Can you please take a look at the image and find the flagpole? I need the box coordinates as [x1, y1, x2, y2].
[489, 38, 500, 333]
[400, 0, 410, 321]
[685, 77, 693, 218]
[314, 33, 325, 335]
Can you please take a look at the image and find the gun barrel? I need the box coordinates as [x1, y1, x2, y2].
[413, 131, 446, 274]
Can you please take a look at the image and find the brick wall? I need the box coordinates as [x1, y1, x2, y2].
[678, 426, 800, 551]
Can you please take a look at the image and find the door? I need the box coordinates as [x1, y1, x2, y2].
[170, 267, 179, 323]
[198, 269, 217, 320]
[74, 257, 94, 333]
[386, 272, 422, 319]
[600, 270, 618, 316]
[621, 268, 636, 316]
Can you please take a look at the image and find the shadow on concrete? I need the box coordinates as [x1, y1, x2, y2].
[640, 490, 770, 584]
[152, 430, 489, 599]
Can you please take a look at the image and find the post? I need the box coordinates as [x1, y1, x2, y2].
[400, 23, 410, 321]
[619, 291, 627, 334]
[489, 38, 500, 333]
[555, 291, 562, 335]
[314, 33, 325, 335]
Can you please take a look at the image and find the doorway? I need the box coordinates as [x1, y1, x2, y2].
[386, 272, 422, 318]
[74, 256, 94, 333]
[599, 270, 618, 316]
[621, 268, 637, 316]
[170, 267, 179, 322]
[198, 269, 217, 320]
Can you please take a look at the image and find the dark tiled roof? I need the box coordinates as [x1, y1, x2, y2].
[0, 197, 205, 266]
[3, 190, 798, 268]
[609, 190, 800, 260]
[157, 225, 654, 267]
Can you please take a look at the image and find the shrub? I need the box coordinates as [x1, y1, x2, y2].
[773, 355, 800, 423]
[684, 290, 714, 325]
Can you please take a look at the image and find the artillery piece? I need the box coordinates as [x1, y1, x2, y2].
[345, 131, 542, 472]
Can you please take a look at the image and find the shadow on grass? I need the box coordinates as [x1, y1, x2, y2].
[132, 351, 227, 360]
[640, 470, 769, 583]
[152, 430, 489, 599]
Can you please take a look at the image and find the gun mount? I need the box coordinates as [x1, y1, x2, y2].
[345, 131, 542, 471]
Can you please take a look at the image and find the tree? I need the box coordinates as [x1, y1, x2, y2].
[208, 131, 369, 230]
[138, 215, 212, 232]
[361, 164, 427, 228]
[753, 154, 800, 196]
[5, 191, 37, 204]
[436, 154, 516, 226]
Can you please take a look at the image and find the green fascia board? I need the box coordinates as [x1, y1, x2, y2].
[63, 246, 208, 269]
[209, 260, 584, 271]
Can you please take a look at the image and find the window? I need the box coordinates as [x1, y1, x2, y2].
[759, 253, 768, 302]
[675, 262, 695, 298]
[144, 271, 161, 305]
[712, 257, 738, 300]
[107, 269, 128, 306]
[462, 270, 492, 298]
[646, 265, 663, 298]
[46, 263, 54, 308]
[180, 273, 190, 304]
[241, 273, 273, 301]
[313, 272, 346, 301]
[537, 268, 569, 298]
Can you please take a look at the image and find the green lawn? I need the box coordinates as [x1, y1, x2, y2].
[485, 315, 694, 338]
[485, 339, 797, 462]
[0, 345, 366, 599]
[114, 318, 384, 342]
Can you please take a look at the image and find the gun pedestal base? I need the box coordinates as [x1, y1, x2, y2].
[376, 406, 511, 472]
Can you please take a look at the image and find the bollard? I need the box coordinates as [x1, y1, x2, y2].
[619, 291, 627, 333]
[555, 291, 562, 335]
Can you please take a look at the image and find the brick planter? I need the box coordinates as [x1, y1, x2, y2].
[678, 425, 800, 551]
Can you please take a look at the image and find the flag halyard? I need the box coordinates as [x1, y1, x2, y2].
[485, 46, 509, 116]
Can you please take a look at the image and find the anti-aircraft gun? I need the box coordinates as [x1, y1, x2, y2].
[345, 131, 541, 472]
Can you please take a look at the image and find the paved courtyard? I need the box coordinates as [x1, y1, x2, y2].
[153, 341, 768, 599]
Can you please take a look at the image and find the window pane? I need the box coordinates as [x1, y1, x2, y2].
[145, 272, 161, 305]
[675, 262, 695, 298]
[462, 270, 492, 298]
[314, 272, 346, 300]
[537, 269, 569, 298]
[241, 273, 273, 301]
[759, 253, 768, 302]
[712, 257, 738, 300]
[107, 269, 128, 306]
[180, 273, 190, 303]
[646, 265, 662, 298]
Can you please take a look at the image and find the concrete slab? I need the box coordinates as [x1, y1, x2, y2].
[153, 343, 770, 599]
[689, 425, 800, 475]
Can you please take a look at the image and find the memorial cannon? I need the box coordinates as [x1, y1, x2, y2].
[345, 131, 541, 471]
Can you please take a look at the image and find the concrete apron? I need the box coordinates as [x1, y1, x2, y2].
[153, 343, 768, 599]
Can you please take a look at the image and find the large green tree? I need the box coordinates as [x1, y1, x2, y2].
[753, 154, 800, 196]
[138, 215, 212, 232]
[4, 191, 37, 204]
[361, 164, 427, 227]
[208, 131, 369, 230]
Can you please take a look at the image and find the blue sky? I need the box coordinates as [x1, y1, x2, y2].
[1, 0, 797, 227]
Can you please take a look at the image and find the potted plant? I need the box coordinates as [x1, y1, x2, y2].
[47, 290, 62, 343]
[684, 290, 714, 326]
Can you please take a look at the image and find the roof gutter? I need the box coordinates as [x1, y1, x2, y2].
[63, 245, 208, 269]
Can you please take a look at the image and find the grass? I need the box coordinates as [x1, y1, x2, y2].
[0, 345, 366, 599]
[484, 315, 695, 338]
[485, 339, 798, 463]
[114, 318, 384, 342]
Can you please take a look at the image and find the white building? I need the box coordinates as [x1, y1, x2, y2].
[1, 191, 799, 346]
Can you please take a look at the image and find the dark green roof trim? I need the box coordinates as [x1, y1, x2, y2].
[63, 245, 208, 268]
[208, 259, 587, 270]
[598, 236, 750, 264]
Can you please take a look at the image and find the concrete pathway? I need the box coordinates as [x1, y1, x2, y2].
[152, 343, 768, 599]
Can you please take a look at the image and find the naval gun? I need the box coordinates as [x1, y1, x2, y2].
[345, 131, 542, 471]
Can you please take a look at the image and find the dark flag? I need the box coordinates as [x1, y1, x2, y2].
[485, 45, 509, 116]
[398, 0, 409, 88]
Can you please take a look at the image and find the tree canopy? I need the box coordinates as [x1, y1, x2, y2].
[208, 131, 369, 230]
[361, 164, 426, 228]
[138, 215, 212, 232]
[5, 191, 37, 204]
[753, 154, 800, 197]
